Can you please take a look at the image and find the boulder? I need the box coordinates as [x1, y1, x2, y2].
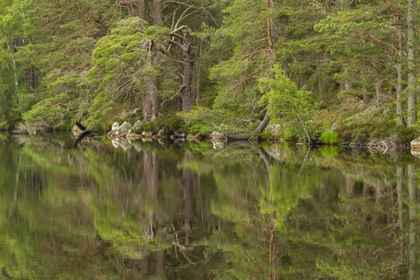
[108, 122, 132, 138]
[411, 138, 420, 151]
[115, 122, 132, 134]
[210, 131, 227, 142]
[132, 120, 143, 130]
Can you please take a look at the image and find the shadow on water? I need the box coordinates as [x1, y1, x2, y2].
[0, 133, 419, 279]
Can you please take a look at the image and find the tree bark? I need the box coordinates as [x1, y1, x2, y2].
[143, 76, 159, 121]
[153, 0, 162, 26]
[169, 26, 192, 113]
[142, 39, 159, 121]
[257, 110, 270, 133]
[396, 24, 404, 126]
[137, 0, 147, 20]
[407, 0, 417, 127]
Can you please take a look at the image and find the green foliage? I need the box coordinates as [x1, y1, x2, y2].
[394, 126, 418, 143]
[22, 95, 73, 128]
[258, 64, 319, 140]
[87, 17, 177, 126]
[320, 146, 340, 159]
[132, 113, 185, 134]
[179, 107, 258, 136]
[319, 129, 341, 144]
[209, 0, 277, 114]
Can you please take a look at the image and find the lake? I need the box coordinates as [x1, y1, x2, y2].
[0, 133, 419, 279]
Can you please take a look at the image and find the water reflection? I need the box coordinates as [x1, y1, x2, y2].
[0, 134, 419, 279]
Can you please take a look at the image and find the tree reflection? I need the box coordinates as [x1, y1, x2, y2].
[0, 137, 419, 279]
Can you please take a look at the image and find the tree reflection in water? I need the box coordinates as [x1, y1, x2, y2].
[0, 136, 418, 279]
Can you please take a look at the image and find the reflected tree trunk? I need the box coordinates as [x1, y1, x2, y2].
[156, 250, 165, 277]
[181, 151, 194, 246]
[408, 164, 417, 279]
[140, 254, 148, 276]
[143, 150, 159, 238]
[397, 167, 404, 263]
[258, 147, 277, 280]
[374, 182, 383, 224]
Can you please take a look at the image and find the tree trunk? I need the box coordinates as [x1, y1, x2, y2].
[257, 110, 270, 133]
[142, 40, 159, 121]
[153, 0, 162, 26]
[143, 76, 158, 121]
[137, 0, 147, 20]
[396, 24, 404, 126]
[169, 26, 192, 113]
[407, 0, 417, 127]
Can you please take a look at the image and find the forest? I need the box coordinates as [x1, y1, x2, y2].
[0, 0, 418, 144]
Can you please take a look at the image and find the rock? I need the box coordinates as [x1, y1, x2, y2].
[266, 124, 281, 135]
[411, 138, 420, 151]
[12, 123, 29, 134]
[111, 139, 131, 151]
[142, 131, 153, 138]
[132, 120, 143, 130]
[111, 122, 120, 131]
[115, 122, 132, 134]
[126, 131, 142, 140]
[108, 122, 132, 138]
[210, 131, 227, 142]
[411, 150, 420, 158]
[211, 140, 225, 149]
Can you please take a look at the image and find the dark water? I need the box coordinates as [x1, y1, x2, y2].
[0, 133, 419, 279]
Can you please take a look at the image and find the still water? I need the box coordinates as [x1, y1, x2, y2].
[0, 133, 419, 279]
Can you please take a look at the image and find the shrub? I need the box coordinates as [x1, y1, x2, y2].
[319, 129, 341, 144]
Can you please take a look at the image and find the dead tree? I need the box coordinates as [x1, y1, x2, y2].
[169, 25, 192, 113]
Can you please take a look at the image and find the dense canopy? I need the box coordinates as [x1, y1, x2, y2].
[0, 0, 418, 142]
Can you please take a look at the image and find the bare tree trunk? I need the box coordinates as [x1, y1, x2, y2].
[257, 110, 270, 133]
[396, 24, 404, 126]
[137, 0, 147, 20]
[142, 40, 159, 121]
[407, 0, 417, 127]
[169, 26, 192, 113]
[259, 0, 276, 134]
[143, 76, 159, 121]
[153, 0, 162, 26]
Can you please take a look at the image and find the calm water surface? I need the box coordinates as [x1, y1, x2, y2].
[0, 133, 419, 279]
